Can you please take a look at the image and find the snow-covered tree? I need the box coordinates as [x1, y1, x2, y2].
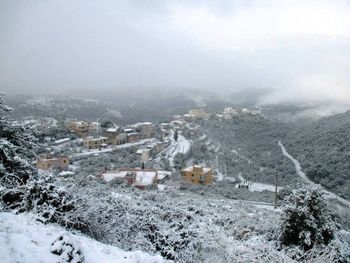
[0, 94, 38, 187]
[278, 185, 335, 250]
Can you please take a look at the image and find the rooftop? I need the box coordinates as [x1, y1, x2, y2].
[183, 165, 212, 173]
[106, 126, 119, 132]
[101, 168, 171, 185]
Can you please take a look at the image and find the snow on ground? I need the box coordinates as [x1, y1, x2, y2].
[58, 171, 76, 177]
[161, 130, 191, 166]
[54, 138, 70, 145]
[215, 171, 225, 181]
[102, 171, 128, 182]
[70, 138, 155, 158]
[0, 212, 168, 263]
[249, 182, 283, 193]
[279, 140, 350, 208]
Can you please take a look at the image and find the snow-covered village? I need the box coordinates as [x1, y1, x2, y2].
[2, 1, 350, 263]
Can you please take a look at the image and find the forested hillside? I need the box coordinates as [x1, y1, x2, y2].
[200, 114, 299, 185]
[284, 111, 350, 200]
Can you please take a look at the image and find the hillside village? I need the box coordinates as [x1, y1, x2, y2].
[2, 1, 350, 262]
[2, 95, 350, 263]
[30, 107, 271, 193]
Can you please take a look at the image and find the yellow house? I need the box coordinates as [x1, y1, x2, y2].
[37, 155, 69, 170]
[181, 165, 213, 185]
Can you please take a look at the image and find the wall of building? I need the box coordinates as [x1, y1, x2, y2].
[84, 137, 108, 149]
[37, 156, 69, 170]
[181, 166, 213, 185]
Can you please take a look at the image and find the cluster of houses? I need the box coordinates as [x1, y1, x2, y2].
[35, 109, 228, 189]
[101, 168, 172, 190]
[216, 107, 262, 120]
[68, 120, 155, 150]
[100, 164, 212, 190]
[183, 108, 211, 121]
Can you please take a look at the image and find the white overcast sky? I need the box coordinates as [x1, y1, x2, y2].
[0, 0, 350, 103]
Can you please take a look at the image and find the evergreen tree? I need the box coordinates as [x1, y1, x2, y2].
[278, 185, 335, 250]
[174, 130, 178, 142]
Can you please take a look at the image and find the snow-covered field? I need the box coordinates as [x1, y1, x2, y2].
[249, 182, 283, 193]
[0, 212, 167, 263]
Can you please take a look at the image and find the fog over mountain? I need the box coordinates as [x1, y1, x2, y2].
[1, 0, 350, 106]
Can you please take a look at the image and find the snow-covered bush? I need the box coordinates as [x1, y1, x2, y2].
[72, 185, 200, 261]
[0, 94, 39, 188]
[1, 173, 87, 230]
[51, 234, 85, 263]
[278, 185, 335, 250]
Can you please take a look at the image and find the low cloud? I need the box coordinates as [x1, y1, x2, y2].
[0, 0, 349, 107]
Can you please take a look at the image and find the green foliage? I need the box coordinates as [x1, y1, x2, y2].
[173, 153, 185, 171]
[0, 95, 38, 187]
[197, 115, 298, 185]
[174, 129, 178, 142]
[279, 185, 335, 250]
[285, 111, 350, 200]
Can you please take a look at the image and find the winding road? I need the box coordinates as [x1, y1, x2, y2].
[278, 140, 350, 208]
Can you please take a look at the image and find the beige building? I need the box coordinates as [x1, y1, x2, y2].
[89, 122, 101, 133]
[181, 165, 213, 185]
[104, 127, 128, 145]
[68, 121, 89, 136]
[37, 155, 69, 171]
[83, 136, 108, 149]
[133, 122, 153, 139]
[110, 133, 127, 145]
[127, 132, 139, 143]
[188, 109, 211, 119]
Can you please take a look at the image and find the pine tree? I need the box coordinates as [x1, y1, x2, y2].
[174, 130, 178, 142]
[278, 185, 335, 250]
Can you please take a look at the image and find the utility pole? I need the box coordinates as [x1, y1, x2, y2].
[274, 173, 278, 209]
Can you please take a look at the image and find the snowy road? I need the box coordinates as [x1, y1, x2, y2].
[279, 140, 350, 208]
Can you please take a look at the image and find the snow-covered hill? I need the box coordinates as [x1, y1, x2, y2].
[0, 212, 167, 263]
